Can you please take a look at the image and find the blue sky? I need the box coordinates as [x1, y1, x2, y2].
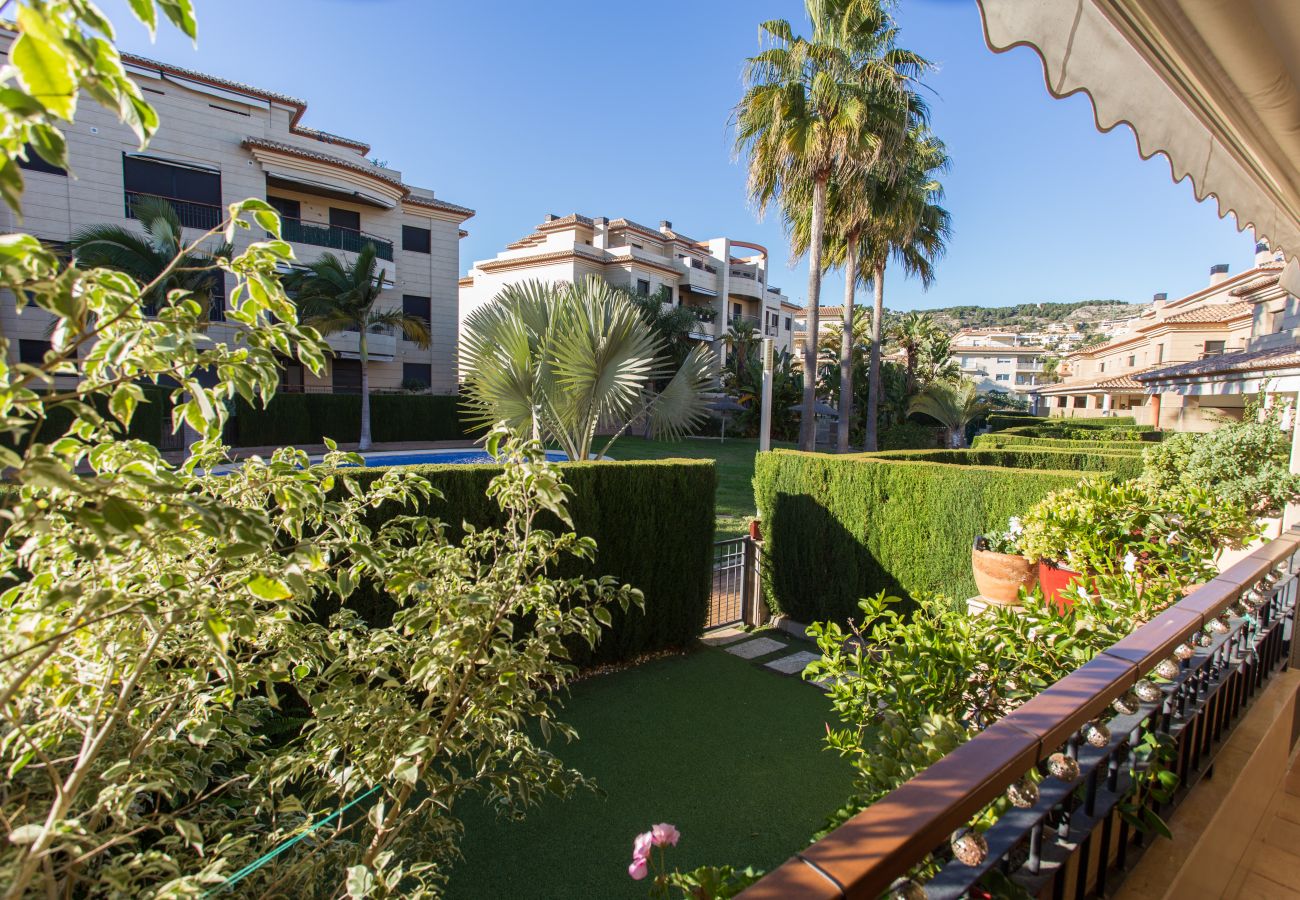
[102, 0, 1258, 310]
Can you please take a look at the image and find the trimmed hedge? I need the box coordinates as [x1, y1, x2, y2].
[988, 414, 1141, 433]
[995, 423, 1160, 442]
[866, 448, 1144, 480]
[326, 459, 716, 668]
[987, 414, 1050, 432]
[754, 451, 1083, 623]
[972, 434, 1149, 453]
[226, 393, 465, 447]
[2, 386, 171, 449]
[879, 422, 944, 450]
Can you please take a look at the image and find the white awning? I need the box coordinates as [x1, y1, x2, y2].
[976, 0, 1300, 294]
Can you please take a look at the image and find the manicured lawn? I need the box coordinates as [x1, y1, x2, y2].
[446, 645, 852, 899]
[606, 437, 792, 538]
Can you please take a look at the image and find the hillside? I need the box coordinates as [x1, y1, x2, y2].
[923, 300, 1147, 332]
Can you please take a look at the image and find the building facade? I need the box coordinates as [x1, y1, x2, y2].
[1, 40, 474, 395]
[459, 214, 795, 358]
[1030, 254, 1282, 426]
[949, 329, 1049, 400]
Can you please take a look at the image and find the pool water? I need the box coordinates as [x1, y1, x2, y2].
[362, 450, 569, 467]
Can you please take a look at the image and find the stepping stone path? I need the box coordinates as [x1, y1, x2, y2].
[700, 626, 749, 647]
[764, 650, 821, 676]
[723, 636, 787, 659]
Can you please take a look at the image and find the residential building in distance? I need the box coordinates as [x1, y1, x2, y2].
[949, 330, 1048, 400]
[459, 214, 796, 359]
[1031, 248, 1286, 427]
[0, 38, 474, 396]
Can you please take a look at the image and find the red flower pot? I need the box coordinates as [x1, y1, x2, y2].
[1038, 560, 1084, 613]
[748, 518, 761, 541]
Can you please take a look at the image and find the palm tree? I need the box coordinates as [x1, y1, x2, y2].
[734, 0, 916, 451]
[914, 331, 961, 385]
[888, 310, 943, 397]
[284, 244, 430, 451]
[907, 379, 990, 448]
[71, 195, 231, 317]
[863, 130, 951, 450]
[459, 276, 716, 461]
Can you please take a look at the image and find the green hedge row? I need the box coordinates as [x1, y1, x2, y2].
[986, 414, 1050, 431]
[988, 414, 1141, 433]
[2, 386, 172, 450]
[995, 424, 1159, 442]
[866, 448, 1143, 480]
[971, 433, 1149, 453]
[225, 393, 465, 447]
[754, 451, 1083, 623]
[325, 459, 716, 668]
[879, 422, 944, 450]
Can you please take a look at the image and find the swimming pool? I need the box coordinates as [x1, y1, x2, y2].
[361, 449, 569, 467]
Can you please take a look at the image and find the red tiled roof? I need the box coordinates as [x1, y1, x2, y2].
[1160, 301, 1252, 324]
[1136, 345, 1300, 382]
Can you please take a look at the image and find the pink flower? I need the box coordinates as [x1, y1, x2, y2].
[628, 830, 654, 880]
[628, 858, 648, 881]
[651, 823, 680, 847]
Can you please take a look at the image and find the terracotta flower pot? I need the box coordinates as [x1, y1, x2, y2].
[748, 518, 761, 541]
[1038, 560, 1085, 613]
[972, 538, 1037, 606]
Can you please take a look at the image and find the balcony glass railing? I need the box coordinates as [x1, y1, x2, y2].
[125, 191, 222, 230]
[278, 218, 394, 261]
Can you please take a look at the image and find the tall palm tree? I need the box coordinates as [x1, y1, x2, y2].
[71, 195, 231, 317]
[863, 130, 951, 450]
[460, 276, 716, 461]
[284, 244, 430, 451]
[907, 379, 989, 448]
[734, 0, 916, 451]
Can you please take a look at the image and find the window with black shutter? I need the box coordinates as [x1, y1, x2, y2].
[18, 144, 66, 176]
[402, 295, 431, 335]
[402, 225, 431, 254]
[402, 363, 432, 389]
[636, 279, 650, 296]
[329, 207, 361, 232]
[18, 339, 51, 365]
[268, 196, 301, 222]
[123, 155, 221, 228]
[332, 359, 362, 394]
[279, 360, 304, 392]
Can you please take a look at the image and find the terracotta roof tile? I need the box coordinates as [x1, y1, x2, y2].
[1136, 345, 1300, 382]
[1160, 301, 1253, 324]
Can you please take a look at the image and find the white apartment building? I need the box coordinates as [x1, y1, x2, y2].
[459, 214, 796, 358]
[950, 330, 1048, 400]
[0, 39, 474, 396]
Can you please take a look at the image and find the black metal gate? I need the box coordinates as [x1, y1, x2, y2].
[709, 537, 752, 628]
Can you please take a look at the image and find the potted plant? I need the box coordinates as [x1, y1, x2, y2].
[971, 517, 1036, 606]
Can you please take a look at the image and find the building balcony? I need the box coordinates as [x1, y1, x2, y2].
[125, 191, 222, 230]
[323, 329, 397, 362]
[279, 218, 394, 262]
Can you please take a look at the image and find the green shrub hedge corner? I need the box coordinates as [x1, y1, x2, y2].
[879, 421, 943, 450]
[867, 447, 1144, 480]
[987, 414, 1049, 432]
[328, 458, 716, 667]
[971, 434, 1149, 454]
[226, 393, 465, 447]
[754, 451, 1083, 624]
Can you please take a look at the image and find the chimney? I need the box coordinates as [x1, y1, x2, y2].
[1152, 292, 1167, 309]
[592, 216, 609, 250]
[1209, 263, 1230, 286]
[659, 220, 673, 233]
[544, 213, 557, 223]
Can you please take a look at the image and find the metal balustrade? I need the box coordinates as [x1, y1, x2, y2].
[743, 529, 1300, 899]
[125, 191, 222, 230]
[279, 218, 394, 261]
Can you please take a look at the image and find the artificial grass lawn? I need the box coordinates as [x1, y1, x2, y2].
[446, 645, 853, 899]
[606, 436, 792, 539]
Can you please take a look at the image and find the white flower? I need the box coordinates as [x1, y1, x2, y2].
[1123, 552, 1137, 574]
[1007, 517, 1023, 537]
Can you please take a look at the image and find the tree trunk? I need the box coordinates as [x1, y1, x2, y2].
[836, 234, 857, 453]
[358, 329, 372, 451]
[801, 175, 828, 452]
[864, 260, 886, 452]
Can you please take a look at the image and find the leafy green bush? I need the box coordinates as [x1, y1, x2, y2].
[753, 451, 1082, 622]
[879, 421, 942, 449]
[1140, 407, 1300, 517]
[335, 458, 716, 666]
[972, 433, 1148, 453]
[867, 448, 1144, 479]
[226, 393, 465, 447]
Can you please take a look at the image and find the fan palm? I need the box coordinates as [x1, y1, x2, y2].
[889, 310, 945, 397]
[283, 244, 431, 451]
[734, 0, 918, 451]
[71, 195, 231, 317]
[907, 379, 990, 448]
[460, 277, 716, 461]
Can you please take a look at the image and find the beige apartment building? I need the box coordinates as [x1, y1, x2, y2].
[0, 39, 474, 396]
[1030, 251, 1285, 427]
[459, 214, 796, 358]
[950, 329, 1048, 400]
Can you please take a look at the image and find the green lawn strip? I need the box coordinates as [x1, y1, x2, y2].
[605, 437, 792, 539]
[446, 647, 851, 899]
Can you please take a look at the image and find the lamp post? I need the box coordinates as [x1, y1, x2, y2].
[759, 338, 773, 452]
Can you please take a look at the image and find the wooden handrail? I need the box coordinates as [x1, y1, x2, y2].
[741, 527, 1300, 898]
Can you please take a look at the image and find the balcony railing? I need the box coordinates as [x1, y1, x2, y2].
[746, 529, 1300, 899]
[279, 218, 394, 261]
[125, 191, 222, 230]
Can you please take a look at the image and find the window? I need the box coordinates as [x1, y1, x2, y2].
[784, 316, 792, 331]
[1073, 396, 1087, 408]
[732, 302, 742, 320]
[1156, 344, 1165, 363]
[402, 363, 432, 390]
[1127, 355, 1136, 367]
[996, 357, 1013, 365]
[268, 196, 301, 222]
[1099, 361, 1105, 372]
[402, 225, 432, 254]
[19, 339, 51, 365]
[995, 373, 1010, 382]
[329, 207, 361, 232]
[402, 294, 431, 335]
[332, 359, 362, 394]
[1203, 340, 1225, 357]
[279, 360, 304, 393]
[123, 155, 221, 228]
[18, 144, 66, 176]
[636, 279, 650, 296]
[207, 272, 227, 323]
